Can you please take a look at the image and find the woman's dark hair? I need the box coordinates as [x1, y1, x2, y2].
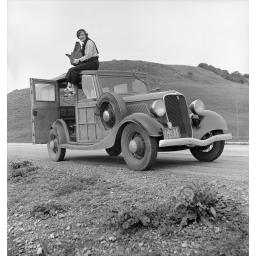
[76, 29, 88, 39]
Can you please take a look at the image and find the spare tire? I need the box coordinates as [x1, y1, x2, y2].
[96, 92, 127, 130]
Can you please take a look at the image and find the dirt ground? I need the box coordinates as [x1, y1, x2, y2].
[7, 155, 248, 256]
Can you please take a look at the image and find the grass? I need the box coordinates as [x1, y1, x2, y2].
[8, 160, 39, 182]
[9, 160, 32, 169]
[54, 174, 100, 197]
[30, 202, 68, 220]
[107, 182, 244, 235]
[7, 158, 248, 256]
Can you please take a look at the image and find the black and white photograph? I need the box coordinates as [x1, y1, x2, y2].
[5, 0, 251, 255]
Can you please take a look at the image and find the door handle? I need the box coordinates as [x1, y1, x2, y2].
[32, 110, 38, 116]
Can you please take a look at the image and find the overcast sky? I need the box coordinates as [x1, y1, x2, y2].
[7, 0, 248, 92]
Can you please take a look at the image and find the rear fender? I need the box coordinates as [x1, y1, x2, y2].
[193, 110, 228, 139]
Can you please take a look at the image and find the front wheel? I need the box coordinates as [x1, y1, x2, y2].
[190, 131, 225, 162]
[121, 123, 158, 171]
[47, 129, 66, 161]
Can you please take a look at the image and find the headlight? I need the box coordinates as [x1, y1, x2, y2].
[150, 100, 166, 117]
[189, 99, 205, 115]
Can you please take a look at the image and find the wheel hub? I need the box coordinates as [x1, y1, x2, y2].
[103, 110, 111, 122]
[49, 139, 58, 151]
[128, 136, 145, 156]
[49, 140, 55, 150]
[129, 139, 138, 153]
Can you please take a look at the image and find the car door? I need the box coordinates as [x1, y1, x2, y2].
[30, 78, 59, 144]
[76, 75, 107, 143]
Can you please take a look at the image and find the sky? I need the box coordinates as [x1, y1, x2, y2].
[7, 0, 248, 92]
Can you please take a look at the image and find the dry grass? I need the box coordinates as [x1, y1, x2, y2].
[30, 202, 68, 219]
[8, 160, 39, 182]
[7, 159, 248, 256]
[54, 174, 100, 197]
[107, 182, 235, 234]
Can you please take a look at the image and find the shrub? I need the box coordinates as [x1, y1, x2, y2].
[108, 182, 223, 233]
[30, 202, 68, 219]
[8, 160, 39, 182]
[198, 63, 248, 84]
[9, 160, 32, 169]
[173, 182, 219, 227]
[108, 203, 175, 232]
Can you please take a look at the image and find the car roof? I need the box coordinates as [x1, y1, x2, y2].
[52, 70, 147, 81]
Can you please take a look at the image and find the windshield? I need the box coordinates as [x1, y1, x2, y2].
[98, 75, 148, 95]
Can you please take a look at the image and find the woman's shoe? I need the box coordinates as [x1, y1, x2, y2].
[64, 86, 73, 92]
[64, 90, 76, 97]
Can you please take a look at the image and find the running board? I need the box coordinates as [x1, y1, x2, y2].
[60, 143, 96, 150]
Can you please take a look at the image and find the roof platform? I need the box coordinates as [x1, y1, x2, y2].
[52, 70, 147, 81]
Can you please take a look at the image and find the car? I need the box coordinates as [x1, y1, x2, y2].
[30, 70, 232, 171]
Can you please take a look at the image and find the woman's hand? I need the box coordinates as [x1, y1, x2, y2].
[72, 59, 79, 64]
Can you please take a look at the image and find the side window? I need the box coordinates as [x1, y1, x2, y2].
[132, 79, 147, 93]
[81, 75, 97, 99]
[35, 83, 55, 101]
[114, 84, 128, 94]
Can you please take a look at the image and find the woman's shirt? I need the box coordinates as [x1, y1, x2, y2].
[79, 40, 99, 62]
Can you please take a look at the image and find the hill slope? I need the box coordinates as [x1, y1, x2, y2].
[7, 60, 248, 142]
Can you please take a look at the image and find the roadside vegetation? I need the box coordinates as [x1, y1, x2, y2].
[8, 160, 39, 182]
[7, 159, 248, 256]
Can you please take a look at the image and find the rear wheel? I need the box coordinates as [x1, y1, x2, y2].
[121, 123, 158, 171]
[190, 131, 225, 162]
[47, 129, 66, 161]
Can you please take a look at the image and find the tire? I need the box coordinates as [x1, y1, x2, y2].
[190, 131, 225, 162]
[96, 92, 127, 130]
[105, 144, 121, 156]
[121, 123, 158, 171]
[47, 129, 66, 161]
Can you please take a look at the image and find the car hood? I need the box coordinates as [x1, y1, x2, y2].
[123, 90, 182, 103]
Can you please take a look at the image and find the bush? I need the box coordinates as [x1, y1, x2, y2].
[9, 160, 32, 169]
[8, 160, 39, 181]
[173, 182, 219, 228]
[30, 202, 68, 219]
[198, 63, 248, 84]
[108, 203, 175, 232]
[108, 182, 224, 233]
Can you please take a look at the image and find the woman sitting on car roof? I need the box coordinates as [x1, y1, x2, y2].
[64, 29, 99, 96]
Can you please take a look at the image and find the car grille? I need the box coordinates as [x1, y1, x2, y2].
[164, 94, 192, 137]
[126, 103, 149, 115]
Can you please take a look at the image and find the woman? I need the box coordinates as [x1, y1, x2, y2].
[64, 29, 99, 96]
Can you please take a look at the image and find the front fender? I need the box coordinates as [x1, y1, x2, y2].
[193, 110, 229, 139]
[97, 113, 164, 149]
[120, 113, 164, 137]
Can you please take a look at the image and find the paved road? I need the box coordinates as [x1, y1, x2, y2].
[7, 143, 248, 180]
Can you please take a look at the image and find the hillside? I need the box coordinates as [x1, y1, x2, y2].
[7, 60, 248, 142]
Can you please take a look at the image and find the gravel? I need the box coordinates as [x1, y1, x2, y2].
[7, 157, 248, 256]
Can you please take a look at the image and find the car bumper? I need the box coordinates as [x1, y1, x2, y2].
[159, 133, 232, 148]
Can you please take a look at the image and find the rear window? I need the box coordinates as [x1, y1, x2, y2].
[35, 83, 55, 101]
